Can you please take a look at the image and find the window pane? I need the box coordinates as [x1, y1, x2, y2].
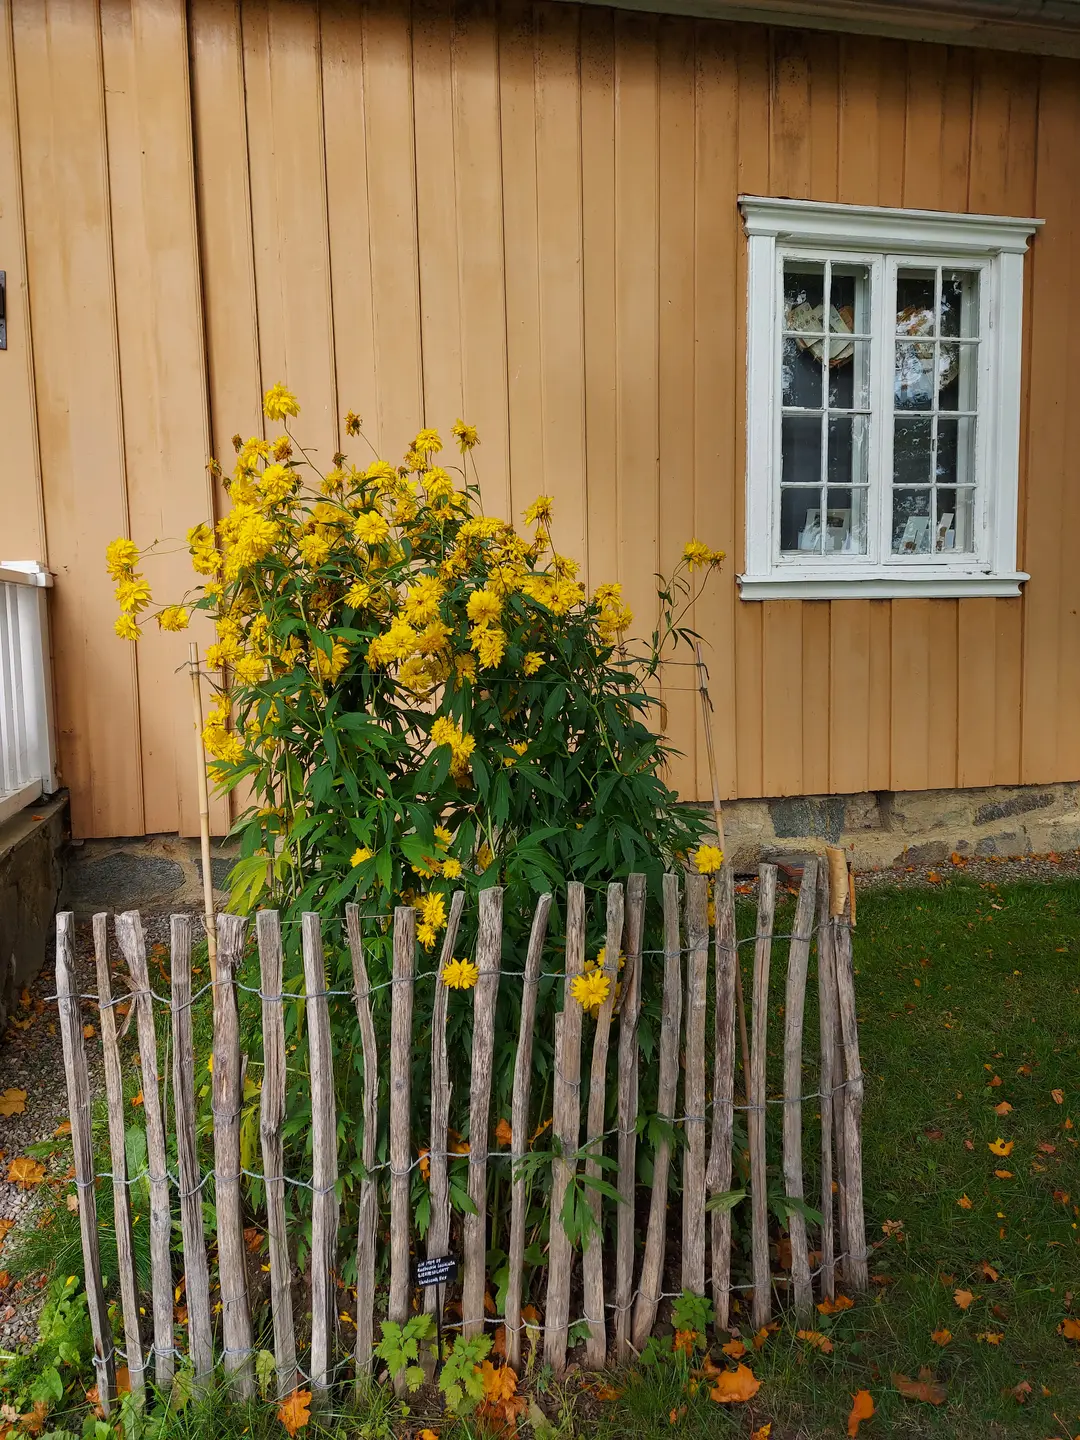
[782, 414, 822, 486]
[830, 264, 871, 333]
[895, 340, 936, 410]
[933, 488, 974, 553]
[894, 415, 933, 486]
[896, 268, 936, 336]
[827, 338, 870, 409]
[892, 489, 932, 554]
[935, 416, 976, 487]
[941, 270, 979, 338]
[781, 488, 824, 553]
[938, 342, 978, 411]
[782, 335, 823, 408]
[826, 487, 868, 555]
[784, 262, 826, 333]
[827, 414, 869, 489]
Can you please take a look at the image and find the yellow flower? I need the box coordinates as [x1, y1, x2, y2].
[233, 654, 265, 684]
[442, 858, 462, 879]
[156, 606, 190, 633]
[424, 467, 456, 504]
[311, 639, 349, 683]
[351, 847, 373, 867]
[523, 496, 554, 527]
[510, 741, 528, 756]
[442, 957, 480, 990]
[431, 716, 465, 750]
[419, 892, 448, 932]
[297, 532, 331, 567]
[523, 651, 543, 676]
[353, 510, 391, 546]
[434, 826, 453, 847]
[693, 844, 723, 874]
[413, 428, 443, 455]
[466, 588, 502, 625]
[417, 922, 438, 949]
[451, 419, 480, 453]
[471, 624, 507, 670]
[345, 581, 372, 609]
[454, 654, 477, 684]
[365, 459, 398, 487]
[571, 970, 611, 1015]
[345, 410, 362, 436]
[258, 463, 295, 506]
[477, 841, 494, 870]
[263, 383, 300, 422]
[114, 613, 141, 641]
[114, 576, 153, 613]
[105, 537, 140, 579]
[403, 575, 445, 625]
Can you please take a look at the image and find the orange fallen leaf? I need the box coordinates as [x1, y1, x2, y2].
[709, 1364, 760, 1404]
[751, 1426, 772, 1440]
[957, 1194, 973, 1210]
[1037, 1141, 1057, 1154]
[892, 1369, 946, 1405]
[954, 1289, 976, 1310]
[847, 1388, 874, 1436]
[595, 1384, 621, 1401]
[130, 1091, 143, 1108]
[978, 1261, 1000, 1281]
[7, 1156, 45, 1189]
[483, 1290, 496, 1315]
[797, 1329, 834, 1354]
[988, 1075, 1002, 1088]
[243, 1226, 263, 1253]
[0, 1272, 9, 1289]
[721, 1338, 746, 1358]
[0, 1091, 26, 1118]
[1017, 1064, 1033, 1076]
[480, 1360, 519, 1404]
[494, 1118, 513, 1147]
[66, 1194, 79, 1213]
[988, 1138, 1013, 1156]
[418, 1431, 439, 1440]
[82, 1024, 95, 1040]
[931, 1328, 952, 1346]
[53, 1121, 71, 1137]
[673, 1329, 697, 1357]
[817, 1293, 854, 1315]
[927, 870, 941, 883]
[0, 1219, 14, 1248]
[994, 1101, 1012, 1116]
[277, 1388, 311, 1436]
[1011, 1380, 1032, 1404]
[994, 1169, 1013, 1179]
[1051, 1089, 1064, 1105]
[976, 1331, 1003, 1345]
[1061, 1316, 1080, 1341]
[669, 1405, 687, 1425]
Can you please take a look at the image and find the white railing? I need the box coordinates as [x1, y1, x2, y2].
[0, 561, 57, 826]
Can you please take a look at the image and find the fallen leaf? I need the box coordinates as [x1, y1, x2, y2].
[1051, 1089, 1064, 1105]
[66, 1194, 79, 1213]
[924, 1128, 944, 1141]
[7, 1156, 45, 1189]
[1061, 1317, 1080, 1341]
[19, 1401, 49, 1437]
[480, 1360, 519, 1404]
[0, 1219, 13, 1249]
[893, 1369, 946, 1405]
[277, 1389, 311, 1436]
[0, 1091, 26, 1118]
[130, 1091, 143, 1108]
[709, 1364, 760, 1404]
[797, 1329, 834, 1354]
[494, 1118, 513, 1147]
[1011, 1380, 1032, 1404]
[963, 1138, 975, 1151]
[53, 1121, 71, 1137]
[752, 1326, 771, 1350]
[988, 1138, 1014, 1156]
[595, 1384, 621, 1401]
[82, 1024, 95, 1040]
[954, 1289, 976, 1310]
[483, 1289, 496, 1315]
[817, 1294, 854, 1315]
[994, 1169, 1014, 1179]
[847, 1389, 875, 1436]
[927, 870, 941, 883]
[931, 1328, 952, 1346]
[957, 1194, 973, 1210]
[0, 1273, 9, 1290]
[244, 1226, 263, 1253]
[669, 1405, 687, 1425]
[418, 1431, 439, 1440]
[977, 1331, 1004, 1345]
[988, 1075, 1002, 1088]
[1017, 1064, 1032, 1076]
[721, 1338, 746, 1358]
[979, 1261, 1000, 1281]
[673, 1329, 697, 1357]
[1037, 1141, 1057, 1154]
[751, 1426, 772, 1440]
[994, 1101, 1013, 1116]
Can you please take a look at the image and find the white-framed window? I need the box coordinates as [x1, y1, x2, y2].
[738, 197, 1042, 600]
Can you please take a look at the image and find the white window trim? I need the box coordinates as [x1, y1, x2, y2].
[738, 196, 1042, 601]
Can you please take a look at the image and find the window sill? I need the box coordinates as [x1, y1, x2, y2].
[737, 570, 1029, 600]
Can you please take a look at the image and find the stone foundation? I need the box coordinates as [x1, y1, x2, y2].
[0, 792, 68, 1031]
[712, 781, 1080, 872]
[62, 832, 237, 919]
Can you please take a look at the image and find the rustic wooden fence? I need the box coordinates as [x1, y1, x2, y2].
[54, 853, 867, 1413]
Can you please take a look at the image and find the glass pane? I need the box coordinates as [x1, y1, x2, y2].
[781, 414, 822, 486]
[830, 264, 871, 334]
[827, 414, 869, 488]
[781, 488, 824, 554]
[947, 487, 975, 552]
[895, 340, 936, 411]
[935, 416, 976, 487]
[784, 263, 826, 333]
[894, 416, 933, 486]
[826, 487, 868, 555]
[941, 270, 979, 338]
[782, 335, 823, 408]
[827, 339, 870, 409]
[938, 342, 978, 411]
[892, 489, 932, 554]
[896, 268, 936, 336]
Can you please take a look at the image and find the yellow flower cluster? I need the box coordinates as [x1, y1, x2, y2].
[683, 540, 726, 571]
[593, 582, 633, 645]
[202, 698, 244, 767]
[693, 844, 724, 874]
[415, 889, 448, 950]
[430, 716, 476, 782]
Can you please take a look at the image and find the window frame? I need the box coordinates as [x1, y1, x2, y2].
[739, 196, 1041, 601]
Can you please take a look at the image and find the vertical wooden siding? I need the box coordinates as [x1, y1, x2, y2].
[2, 0, 1076, 836]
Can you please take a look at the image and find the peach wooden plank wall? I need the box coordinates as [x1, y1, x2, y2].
[1, 0, 1077, 837]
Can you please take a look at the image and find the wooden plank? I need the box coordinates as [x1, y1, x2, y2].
[255, 909, 297, 1397]
[749, 865, 776, 1329]
[302, 912, 339, 1395]
[345, 902, 380, 1377]
[781, 860, 818, 1320]
[614, 872, 646, 1362]
[426, 890, 467, 1332]
[631, 873, 683, 1350]
[545, 881, 585, 1374]
[92, 914, 145, 1401]
[212, 913, 254, 1394]
[815, 862, 839, 1301]
[56, 913, 116, 1410]
[388, 906, 416, 1377]
[115, 911, 173, 1391]
[834, 914, 869, 1292]
[706, 863, 737, 1330]
[169, 914, 214, 1383]
[582, 882, 624, 1365]
[462, 888, 504, 1338]
[682, 872, 708, 1295]
[506, 892, 553, 1371]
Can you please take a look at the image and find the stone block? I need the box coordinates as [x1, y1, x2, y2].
[769, 795, 846, 843]
[65, 851, 186, 912]
[974, 831, 1032, 858]
[974, 789, 1055, 826]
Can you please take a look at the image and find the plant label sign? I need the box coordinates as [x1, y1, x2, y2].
[416, 1255, 458, 1288]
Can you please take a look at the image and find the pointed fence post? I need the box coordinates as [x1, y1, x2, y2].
[388, 906, 416, 1390]
[303, 912, 339, 1396]
[707, 864, 738, 1333]
[614, 874, 646, 1363]
[346, 902, 381, 1378]
[749, 866, 777, 1329]
[462, 888, 503, 1339]
[682, 872, 709, 1296]
[426, 889, 467, 1345]
[781, 860, 818, 1320]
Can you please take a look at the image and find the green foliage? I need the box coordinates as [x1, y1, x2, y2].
[669, 1289, 713, 1336]
[438, 1332, 492, 1414]
[0, 1275, 92, 1415]
[373, 1312, 434, 1392]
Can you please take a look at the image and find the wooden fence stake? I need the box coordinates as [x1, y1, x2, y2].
[815, 865, 838, 1301]
[683, 872, 709, 1296]
[388, 906, 416, 1388]
[834, 912, 869, 1292]
[506, 892, 553, 1372]
[170, 914, 214, 1383]
[188, 642, 217, 980]
[256, 910, 297, 1397]
[781, 860, 818, 1320]
[345, 903, 381, 1379]
[213, 913, 254, 1394]
[56, 913, 116, 1410]
[614, 874, 646, 1364]
[749, 865, 777, 1329]
[303, 913, 339, 1395]
[462, 888, 504, 1339]
[116, 910, 174, 1392]
[426, 889, 466, 1346]
[92, 914, 144, 1402]
[706, 864, 738, 1332]
[632, 873, 683, 1351]
[582, 883, 624, 1366]
[545, 882, 586, 1374]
